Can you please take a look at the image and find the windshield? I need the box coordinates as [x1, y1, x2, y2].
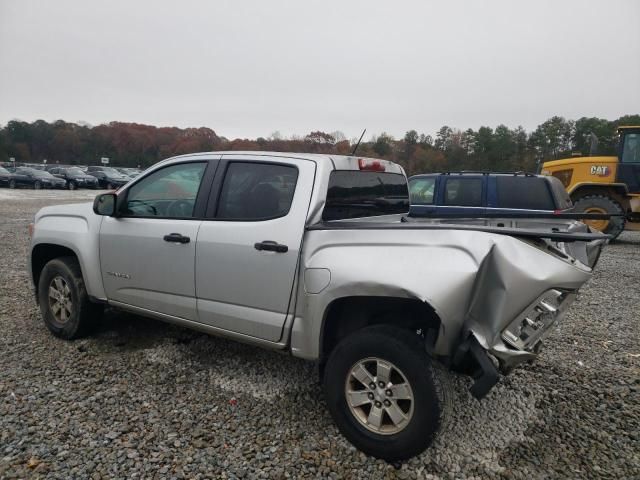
[101, 167, 122, 176]
[66, 167, 85, 175]
[0, 167, 8, 174]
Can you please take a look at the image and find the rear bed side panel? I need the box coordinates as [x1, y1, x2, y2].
[291, 228, 592, 361]
[30, 202, 106, 300]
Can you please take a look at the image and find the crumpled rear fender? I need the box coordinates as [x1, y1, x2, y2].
[463, 237, 592, 362]
[291, 228, 593, 362]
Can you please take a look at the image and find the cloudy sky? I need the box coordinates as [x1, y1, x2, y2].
[1, 0, 639, 140]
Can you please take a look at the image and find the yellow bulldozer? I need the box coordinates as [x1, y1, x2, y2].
[541, 126, 640, 238]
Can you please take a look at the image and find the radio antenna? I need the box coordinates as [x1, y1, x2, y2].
[351, 129, 366, 156]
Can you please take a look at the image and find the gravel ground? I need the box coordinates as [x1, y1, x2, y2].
[1, 190, 638, 479]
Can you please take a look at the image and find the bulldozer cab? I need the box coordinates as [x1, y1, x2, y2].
[617, 126, 640, 193]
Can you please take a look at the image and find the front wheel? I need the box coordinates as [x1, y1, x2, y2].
[323, 325, 444, 461]
[106, 182, 114, 190]
[68, 181, 76, 190]
[8, 179, 16, 189]
[37, 257, 103, 339]
[34, 181, 42, 190]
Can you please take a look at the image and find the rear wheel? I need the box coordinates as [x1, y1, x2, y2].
[37, 257, 103, 339]
[8, 179, 15, 189]
[68, 181, 77, 190]
[34, 181, 42, 190]
[323, 325, 444, 461]
[573, 194, 625, 239]
[106, 182, 114, 190]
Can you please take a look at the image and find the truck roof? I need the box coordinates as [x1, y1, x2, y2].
[165, 151, 405, 175]
[410, 171, 538, 177]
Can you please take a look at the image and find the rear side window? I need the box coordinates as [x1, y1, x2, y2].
[495, 176, 556, 210]
[322, 171, 409, 220]
[409, 177, 436, 205]
[444, 178, 483, 207]
[216, 162, 298, 220]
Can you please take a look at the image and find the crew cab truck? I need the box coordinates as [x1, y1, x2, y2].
[29, 152, 606, 461]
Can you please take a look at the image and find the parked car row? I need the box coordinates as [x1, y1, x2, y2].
[0, 164, 143, 190]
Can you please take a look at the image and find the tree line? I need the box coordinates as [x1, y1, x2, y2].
[1, 114, 638, 175]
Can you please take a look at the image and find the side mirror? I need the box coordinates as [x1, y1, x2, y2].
[93, 192, 117, 216]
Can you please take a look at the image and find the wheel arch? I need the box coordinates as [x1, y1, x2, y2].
[318, 296, 442, 368]
[31, 243, 82, 298]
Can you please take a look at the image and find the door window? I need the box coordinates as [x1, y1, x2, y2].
[622, 133, 640, 163]
[216, 162, 298, 220]
[443, 178, 483, 207]
[123, 162, 206, 218]
[409, 177, 436, 205]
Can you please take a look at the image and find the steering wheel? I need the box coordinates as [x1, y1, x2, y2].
[127, 199, 157, 215]
[167, 199, 193, 217]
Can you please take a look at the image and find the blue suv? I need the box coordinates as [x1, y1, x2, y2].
[408, 172, 573, 217]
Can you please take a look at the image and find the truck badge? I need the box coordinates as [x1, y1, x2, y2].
[590, 165, 610, 176]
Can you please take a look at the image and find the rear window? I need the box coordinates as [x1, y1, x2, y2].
[444, 178, 483, 207]
[495, 176, 556, 210]
[323, 171, 409, 220]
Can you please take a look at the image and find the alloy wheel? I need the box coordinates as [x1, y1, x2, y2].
[345, 357, 414, 435]
[48, 276, 73, 324]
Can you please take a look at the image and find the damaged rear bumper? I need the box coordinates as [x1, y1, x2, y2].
[459, 287, 579, 399]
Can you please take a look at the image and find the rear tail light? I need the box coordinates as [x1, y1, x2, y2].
[358, 158, 386, 172]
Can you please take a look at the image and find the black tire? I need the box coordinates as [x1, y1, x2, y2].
[573, 194, 626, 239]
[37, 256, 103, 340]
[106, 182, 114, 190]
[323, 325, 443, 461]
[68, 181, 76, 190]
[34, 181, 42, 190]
[8, 179, 16, 189]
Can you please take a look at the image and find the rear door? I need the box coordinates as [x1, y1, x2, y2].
[13, 168, 32, 186]
[195, 155, 316, 342]
[438, 176, 485, 215]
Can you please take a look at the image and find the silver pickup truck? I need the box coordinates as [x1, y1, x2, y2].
[28, 152, 606, 460]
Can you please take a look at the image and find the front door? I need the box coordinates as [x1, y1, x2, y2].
[99, 161, 209, 320]
[618, 131, 640, 194]
[195, 155, 316, 342]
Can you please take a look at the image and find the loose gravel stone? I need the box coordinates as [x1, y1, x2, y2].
[0, 190, 638, 479]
